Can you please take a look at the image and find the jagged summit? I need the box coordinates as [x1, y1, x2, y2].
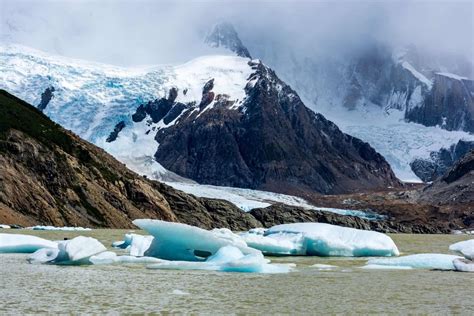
[205, 22, 252, 59]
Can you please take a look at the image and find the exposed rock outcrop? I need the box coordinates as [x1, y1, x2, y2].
[154, 60, 401, 195]
[0, 90, 258, 230]
[205, 22, 252, 59]
[37, 86, 55, 111]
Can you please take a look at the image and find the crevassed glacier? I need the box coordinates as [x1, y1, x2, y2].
[0, 233, 57, 253]
[243, 223, 400, 257]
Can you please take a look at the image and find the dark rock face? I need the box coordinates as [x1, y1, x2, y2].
[406, 74, 474, 133]
[249, 203, 452, 234]
[37, 86, 55, 111]
[410, 140, 474, 182]
[106, 121, 126, 143]
[205, 22, 252, 59]
[419, 149, 474, 206]
[0, 90, 259, 230]
[131, 88, 186, 124]
[154, 60, 401, 195]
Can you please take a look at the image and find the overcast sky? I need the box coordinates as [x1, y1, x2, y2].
[1, 0, 472, 66]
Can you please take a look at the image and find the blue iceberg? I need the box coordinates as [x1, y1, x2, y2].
[0, 233, 57, 253]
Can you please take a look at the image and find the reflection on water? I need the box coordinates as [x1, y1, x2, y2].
[0, 230, 473, 314]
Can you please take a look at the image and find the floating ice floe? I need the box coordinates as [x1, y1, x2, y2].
[28, 236, 106, 265]
[311, 264, 338, 270]
[453, 258, 474, 273]
[112, 233, 154, 256]
[133, 219, 259, 261]
[449, 239, 474, 260]
[366, 254, 463, 270]
[0, 224, 11, 229]
[241, 223, 399, 257]
[147, 245, 291, 274]
[28, 225, 92, 231]
[0, 233, 58, 253]
[89, 251, 163, 265]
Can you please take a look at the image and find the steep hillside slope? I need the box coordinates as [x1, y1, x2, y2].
[0, 90, 259, 229]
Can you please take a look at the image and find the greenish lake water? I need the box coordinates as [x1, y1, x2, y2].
[0, 230, 473, 314]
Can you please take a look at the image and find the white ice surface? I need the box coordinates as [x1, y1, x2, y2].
[402, 61, 433, 89]
[254, 223, 400, 257]
[436, 72, 469, 81]
[453, 258, 474, 273]
[28, 225, 92, 231]
[89, 251, 163, 265]
[449, 239, 474, 260]
[29, 236, 107, 265]
[0, 224, 11, 229]
[112, 233, 154, 257]
[0, 233, 58, 253]
[367, 253, 462, 270]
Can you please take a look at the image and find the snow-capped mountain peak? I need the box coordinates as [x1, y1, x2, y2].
[205, 22, 252, 59]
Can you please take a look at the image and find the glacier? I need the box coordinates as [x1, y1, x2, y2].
[243, 223, 400, 257]
[0, 233, 58, 253]
[449, 239, 474, 260]
[366, 254, 462, 270]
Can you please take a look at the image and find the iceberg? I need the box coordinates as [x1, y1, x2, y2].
[133, 219, 259, 261]
[28, 225, 92, 231]
[366, 254, 462, 270]
[243, 223, 399, 257]
[453, 258, 474, 273]
[112, 233, 154, 256]
[0, 233, 57, 253]
[89, 251, 163, 265]
[147, 245, 291, 274]
[449, 239, 474, 260]
[28, 236, 106, 265]
[0, 224, 11, 229]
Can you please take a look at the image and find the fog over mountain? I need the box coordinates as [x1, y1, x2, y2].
[1, 0, 472, 73]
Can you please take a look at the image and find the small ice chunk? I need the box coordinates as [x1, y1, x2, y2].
[0, 224, 11, 229]
[27, 248, 60, 264]
[361, 264, 413, 270]
[56, 236, 107, 264]
[133, 219, 259, 261]
[89, 251, 163, 265]
[0, 233, 58, 253]
[171, 290, 190, 295]
[250, 223, 399, 257]
[453, 258, 474, 273]
[367, 254, 462, 270]
[311, 264, 337, 270]
[112, 233, 154, 256]
[449, 239, 474, 260]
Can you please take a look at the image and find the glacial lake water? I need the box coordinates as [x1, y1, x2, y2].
[0, 230, 473, 314]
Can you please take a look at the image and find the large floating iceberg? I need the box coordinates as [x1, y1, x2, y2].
[0, 233, 57, 253]
[241, 223, 399, 257]
[28, 236, 106, 265]
[112, 233, 154, 257]
[133, 219, 259, 261]
[449, 239, 474, 260]
[366, 254, 462, 270]
[147, 245, 291, 273]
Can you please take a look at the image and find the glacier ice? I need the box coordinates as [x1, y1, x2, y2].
[0, 224, 11, 229]
[0, 233, 58, 253]
[242, 223, 399, 257]
[112, 233, 154, 256]
[133, 219, 259, 261]
[366, 254, 462, 270]
[453, 258, 474, 273]
[147, 245, 291, 274]
[28, 236, 107, 265]
[449, 239, 474, 260]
